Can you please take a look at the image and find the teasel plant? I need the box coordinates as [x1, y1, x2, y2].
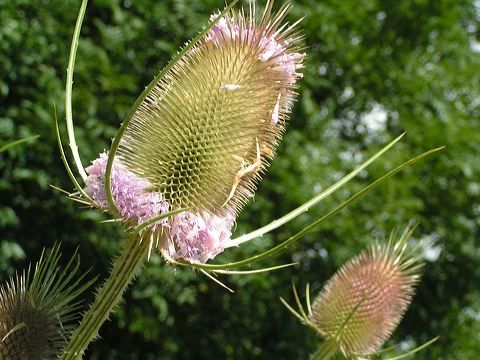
[281, 224, 439, 359]
[0, 245, 94, 360]
[53, 0, 443, 358]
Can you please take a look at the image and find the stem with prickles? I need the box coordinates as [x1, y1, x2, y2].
[61, 236, 148, 359]
[311, 338, 340, 360]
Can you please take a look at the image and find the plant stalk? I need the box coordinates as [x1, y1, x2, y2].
[65, 0, 88, 181]
[311, 338, 339, 360]
[61, 236, 148, 359]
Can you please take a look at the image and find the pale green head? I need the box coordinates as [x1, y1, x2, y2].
[309, 227, 423, 356]
[117, 2, 305, 217]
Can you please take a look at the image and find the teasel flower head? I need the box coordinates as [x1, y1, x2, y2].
[308, 225, 423, 357]
[0, 245, 94, 359]
[84, 1, 305, 263]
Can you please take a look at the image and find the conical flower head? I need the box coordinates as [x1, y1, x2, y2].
[309, 229, 422, 356]
[0, 282, 55, 360]
[0, 246, 92, 359]
[116, 2, 304, 217]
[85, 2, 305, 263]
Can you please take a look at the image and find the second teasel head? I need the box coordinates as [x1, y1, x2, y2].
[309, 227, 423, 356]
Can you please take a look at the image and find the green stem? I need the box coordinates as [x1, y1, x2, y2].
[311, 338, 340, 360]
[0, 134, 39, 153]
[61, 236, 148, 359]
[65, 0, 88, 181]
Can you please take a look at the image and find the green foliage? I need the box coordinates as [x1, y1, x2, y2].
[1, 0, 479, 359]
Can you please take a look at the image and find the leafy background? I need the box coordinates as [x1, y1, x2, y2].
[1, 0, 479, 358]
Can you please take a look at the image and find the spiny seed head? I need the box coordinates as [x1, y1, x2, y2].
[309, 228, 422, 356]
[117, 2, 304, 218]
[0, 246, 91, 359]
[85, 2, 305, 263]
[0, 289, 60, 360]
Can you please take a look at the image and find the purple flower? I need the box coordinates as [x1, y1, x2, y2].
[81, 5, 305, 264]
[207, 12, 305, 88]
[85, 153, 235, 263]
[309, 236, 421, 356]
[84, 153, 169, 230]
[205, 11, 304, 126]
[165, 211, 235, 263]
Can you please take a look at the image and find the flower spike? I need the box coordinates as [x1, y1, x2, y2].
[115, 3, 305, 217]
[281, 225, 437, 360]
[309, 224, 423, 358]
[85, 1, 305, 263]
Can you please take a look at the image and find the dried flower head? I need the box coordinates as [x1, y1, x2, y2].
[0, 246, 93, 359]
[85, 1, 305, 263]
[309, 227, 422, 356]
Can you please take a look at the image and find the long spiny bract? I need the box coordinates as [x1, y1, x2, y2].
[309, 226, 422, 356]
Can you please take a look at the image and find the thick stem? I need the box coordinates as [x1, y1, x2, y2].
[61, 236, 148, 359]
[311, 338, 340, 360]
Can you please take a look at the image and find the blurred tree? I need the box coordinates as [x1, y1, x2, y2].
[0, 0, 478, 359]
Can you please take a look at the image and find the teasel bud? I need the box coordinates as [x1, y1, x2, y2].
[309, 226, 423, 358]
[85, 1, 305, 263]
[0, 245, 93, 359]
